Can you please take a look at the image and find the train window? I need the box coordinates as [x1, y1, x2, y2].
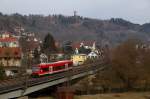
[42, 68, 49, 72]
[32, 67, 40, 72]
[65, 64, 68, 67]
[12, 70, 18, 73]
[53, 65, 65, 71]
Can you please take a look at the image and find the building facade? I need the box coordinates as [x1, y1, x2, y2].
[71, 54, 87, 66]
[0, 32, 22, 76]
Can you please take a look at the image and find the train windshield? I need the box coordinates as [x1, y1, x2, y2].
[32, 66, 40, 72]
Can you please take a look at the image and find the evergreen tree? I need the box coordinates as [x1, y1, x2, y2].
[62, 41, 73, 54]
[33, 48, 41, 64]
[79, 46, 91, 54]
[42, 33, 56, 54]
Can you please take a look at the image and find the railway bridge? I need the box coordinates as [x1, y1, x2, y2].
[0, 62, 107, 99]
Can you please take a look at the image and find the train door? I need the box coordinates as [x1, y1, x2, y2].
[65, 63, 68, 70]
[49, 66, 53, 74]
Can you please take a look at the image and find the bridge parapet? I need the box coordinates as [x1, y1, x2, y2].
[0, 61, 106, 99]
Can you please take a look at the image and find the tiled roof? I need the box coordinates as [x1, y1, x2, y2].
[0, 47, 21, 58]
[0, 37, 17, 42]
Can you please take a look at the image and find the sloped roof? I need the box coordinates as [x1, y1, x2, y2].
[88, 52, 98, 56]
[0, 37, 17, 42]
[0, 47, 21, 58]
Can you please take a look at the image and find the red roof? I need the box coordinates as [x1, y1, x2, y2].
[0, 37, 17, 42]
[0, 47, 22, 58]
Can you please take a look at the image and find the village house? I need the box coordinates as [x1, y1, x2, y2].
[88, 51, 99, 59]
[19, 32, 42, 64]
[21, 32, 42, 52]
[0, 32, 22, 76]
[71, 41, 101, 66]
[72, 41, 102, 65]
[71, 54, 87, 66]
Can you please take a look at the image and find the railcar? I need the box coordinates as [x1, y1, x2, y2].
[32, 60, 73, 77]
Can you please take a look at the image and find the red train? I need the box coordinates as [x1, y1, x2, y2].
[31, 60, 73, 76]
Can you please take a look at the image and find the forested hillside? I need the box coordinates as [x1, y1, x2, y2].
[0, 13, 150, 45]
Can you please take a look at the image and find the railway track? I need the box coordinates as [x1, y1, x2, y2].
[0, 62, 106, 94]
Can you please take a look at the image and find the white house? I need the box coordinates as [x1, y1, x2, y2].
[40, 53, 48, 63]
[88, 51, 98, 59]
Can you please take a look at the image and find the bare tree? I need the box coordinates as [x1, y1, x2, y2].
[111, 39, 140, 89]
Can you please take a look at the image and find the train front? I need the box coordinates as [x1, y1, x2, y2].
[31, 65, 41, 77]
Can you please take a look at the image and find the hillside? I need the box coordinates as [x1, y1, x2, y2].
[0, 13, 150, 45]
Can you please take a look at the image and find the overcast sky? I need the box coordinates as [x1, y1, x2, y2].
[0, 0, 150, 24]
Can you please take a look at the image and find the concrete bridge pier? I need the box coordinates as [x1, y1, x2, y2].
[56, 86, 75, 99]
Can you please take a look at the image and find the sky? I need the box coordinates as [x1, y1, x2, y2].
[0, 0, 150, 24]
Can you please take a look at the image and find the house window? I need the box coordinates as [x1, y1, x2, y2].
[12, 70, 18, 73]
